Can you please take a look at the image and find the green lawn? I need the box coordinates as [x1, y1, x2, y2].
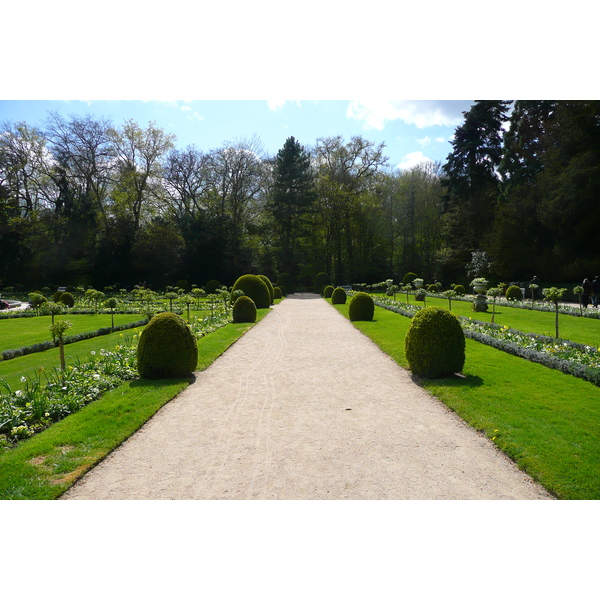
[381, 293, 600, 347]
[0, 312, 145, 353]
[0, 307, 270, 500]
[333, 301, 600, 499]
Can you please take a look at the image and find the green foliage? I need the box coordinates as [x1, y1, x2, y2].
[404, 307, 465, 378]
[59, 292, 75, 307]
[53, 290, 63, 302]
[331, 287, 347, 305]
[323, 285, 334, 299]
[137, 312, 198, 379]
[454, 284, 465, 295]
[232, 295, 257, 323]
[205, 279, 221, 294]
[258, 275, 275, 305]
[314, 272, 330, 294]
[231, 274, 271, 309]
[402, 272, 418, 285]
[273, 287, 282, 300]
[348, 291, 374, 321]
[276, 272, 295, 294]
[427, 283, 439, 293]
[505, 285, 523, 301]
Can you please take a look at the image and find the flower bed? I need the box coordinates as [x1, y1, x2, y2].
[373, 296, 600, 387]
[0, 309, 232, 448]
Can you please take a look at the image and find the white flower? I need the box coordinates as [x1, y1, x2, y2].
[20, 376, 27, 383]
[92, 373, 100, 380]
[91, 350, 96, 355]
[15, 390, 23, 397]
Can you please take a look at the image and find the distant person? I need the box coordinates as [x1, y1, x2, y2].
[591, 276, 600, 308]
[582, 278, 592, 308]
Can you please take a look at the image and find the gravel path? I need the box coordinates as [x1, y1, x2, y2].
[63, 294, 552, 500]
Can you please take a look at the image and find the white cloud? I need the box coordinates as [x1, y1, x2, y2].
[267, 100, 288, 111]
[417, 136, 432, 146]
[347, 100, 473, 130]
[397, 151, 434, 171]
[181, 105, 192, 111]
[186, 111, 204, 122]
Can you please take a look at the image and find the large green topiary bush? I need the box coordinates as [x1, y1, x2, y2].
[348, 291, 374, 321]
[323, 285, 334, 299]
[137, 312, 198, 379]
[232, 295, 257, 323]
[314, 272, 330, 294]
[273, 286, 282, 300]
[231, 274, 271, 309]
[59, 292, 75, 307]
[258, 275, 275, 305]
[404, 307, 465, 378]
[403, 272, 418, 285]
[331, 287, 347, 304]
[505, 285, 523, 301]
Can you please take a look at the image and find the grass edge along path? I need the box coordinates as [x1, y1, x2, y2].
[332, 302, 600, 500]
[0, 308, 270, 500]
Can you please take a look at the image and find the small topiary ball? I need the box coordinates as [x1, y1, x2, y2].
[348, 291, 374, 321]
[258, 275, 275, 305]
[205, 279, 221, 294]
[505, 285, 523, 301]
[59, 292, 75, 307]
[137, 312, 198, 379]
[232, 295, 257, 323]
[273, 286, 283, 300]
[231, 274, 271, 309]
[454, 284, 465, 295]
[323, 285, 334, 298]
[331, 287, 347, 305]
[404, 307, 465, 378]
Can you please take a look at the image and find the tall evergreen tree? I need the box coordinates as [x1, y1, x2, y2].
[440, 100, 511, 278]
[267, 136, 315, 279]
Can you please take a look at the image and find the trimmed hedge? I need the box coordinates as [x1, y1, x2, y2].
[231, 274, 271, 309]
[137, 312, 198, 379]
[405, 306, 465, 378]
[232, 295, 257, 323]
[331, 287, 347, 305]
[323, 285, 334, 299]
[348, 292, 374, 321]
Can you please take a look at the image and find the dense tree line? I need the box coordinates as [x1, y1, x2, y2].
[1, 101, 598, 292]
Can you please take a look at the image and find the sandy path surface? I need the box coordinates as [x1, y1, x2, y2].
[63, 294, 552, 500]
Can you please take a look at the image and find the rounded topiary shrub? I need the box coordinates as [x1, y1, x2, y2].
[53, 290, 63, 302]
[314, 272, 330, 294]
[231, 274, 271, 309]
[59, 292, 75, 307]
[505, 285, 523, 301]
[205, 279, 221, 294]
[273, 286, 282, 300]
[403, 272, 418, 285]
[404, 307, 465, 378]
[258, 275, 274, 305]
[277, 273, 295, 295]
[232, 295, 257, 323]
[348, 291, 374, 321]
[323, 285, 334, 299]
[137, 312, 198, 379]
[454, 284, 465, 295]
[331, 287, 347, 305]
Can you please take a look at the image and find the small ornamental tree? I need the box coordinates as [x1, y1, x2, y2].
[192, 287, 205, 309]
[28, 292, 47, 316]
[165, 291, 179, 312]
[573, 285, 584, 316]
[180, 294, 195, 322]
[49, 319, 73, 375]
[105, 297, 118, 331]
[46, 301, 64, 326]
[487, 287, 503, 324]
[543, 287, 567, 339]
[442, 289, 457, 311]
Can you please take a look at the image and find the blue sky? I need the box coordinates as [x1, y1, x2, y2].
[0, 99, 474, 170]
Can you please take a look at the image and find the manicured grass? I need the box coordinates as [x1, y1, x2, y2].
[0, 307, 271, 499]
[333, 301, 600, 499]
[382, 294, 600, 347]
[0, 312, 145, 353]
